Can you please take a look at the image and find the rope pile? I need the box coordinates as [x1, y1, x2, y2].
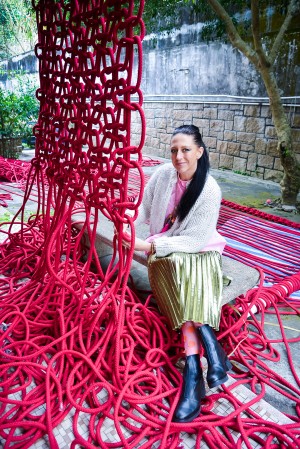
[0, 157, 32, 206]
[218, 202, 300, 284]
[0, 1, 299, 448]
[0, 157, 32, 186]
[0, 156, 154, 204]
[221, 199, 300, 230]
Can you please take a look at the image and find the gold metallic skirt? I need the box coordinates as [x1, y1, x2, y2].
[148, 251, 223, 331]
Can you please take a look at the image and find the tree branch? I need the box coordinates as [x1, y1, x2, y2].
[206, 0, 259, 67]
[251, 0, 260, 51]
[2, 1, 27, 53]
[269, 0, 300, 64]
[251, 0, 270, 68]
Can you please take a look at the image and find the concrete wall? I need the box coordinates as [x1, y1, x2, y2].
[0, 51, 39, 90]
[141, 22, 300, 97]
[131, 100, 300, 183]
[2, 20, 299, 98]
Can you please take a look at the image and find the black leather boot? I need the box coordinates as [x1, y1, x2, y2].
[198, 325, 232, 389]
[173, 354, 206, 423]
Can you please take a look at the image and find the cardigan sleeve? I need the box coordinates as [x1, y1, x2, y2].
[134, 166, 162, 226]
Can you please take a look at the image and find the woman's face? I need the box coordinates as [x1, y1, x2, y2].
[170, 133, 204, 181]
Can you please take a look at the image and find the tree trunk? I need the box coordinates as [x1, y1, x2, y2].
[0, 137, 23, 159]
[259, 65, 300, 206]
[205, 0, 300, 207]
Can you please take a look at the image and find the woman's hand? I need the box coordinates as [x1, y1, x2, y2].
[114, 223, 152, 253]
[133, 237, 152, 253]
[122, 233, 151, 253]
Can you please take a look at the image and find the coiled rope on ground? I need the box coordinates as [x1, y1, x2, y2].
[0, 1, 299, 448]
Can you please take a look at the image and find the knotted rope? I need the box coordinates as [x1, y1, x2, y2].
[0, 1, 299, 448]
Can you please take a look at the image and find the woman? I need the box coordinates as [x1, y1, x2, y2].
[123, 124, 231, 423]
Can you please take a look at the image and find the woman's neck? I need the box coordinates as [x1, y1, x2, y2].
[178, 172, 194, 181]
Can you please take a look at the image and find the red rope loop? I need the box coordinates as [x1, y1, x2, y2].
[0, 1, 299, 448]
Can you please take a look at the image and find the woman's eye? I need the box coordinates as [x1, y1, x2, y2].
[171, 148, 190, 154]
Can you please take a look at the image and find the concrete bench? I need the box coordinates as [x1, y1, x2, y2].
[75, 214, 260, 306]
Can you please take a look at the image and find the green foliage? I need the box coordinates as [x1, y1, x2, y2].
[141, 0, 187, 34]
[0, 0, 36, 60]
[0, 77, 39, 139]
[0, 210, 11, 223]
[232, 169, 251, 176]
[142, 0, 245, 35]
[142, 0, 296, 42]
[190, 0, 250, 41]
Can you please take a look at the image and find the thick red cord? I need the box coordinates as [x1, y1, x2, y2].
[0, 1, 300, 448]
[221, 199, 300, 230]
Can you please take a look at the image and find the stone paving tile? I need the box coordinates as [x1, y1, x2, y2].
[2, 368, 293, 449]
[0, 163, 298, 447]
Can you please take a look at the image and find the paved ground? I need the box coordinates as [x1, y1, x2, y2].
[211, 168, 300, 223]
[19, 148, 300, 223]
[139, 153, 300, 224]
[0, 149, 299, 447]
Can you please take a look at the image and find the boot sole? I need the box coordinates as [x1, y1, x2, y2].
[207, 359, 232, 389]
[172, 389, 206, 423]
[172, 406, 201, 423]
[208, 373, 229, 388]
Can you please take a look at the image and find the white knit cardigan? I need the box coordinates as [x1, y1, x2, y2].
[135, 163, 222, 258]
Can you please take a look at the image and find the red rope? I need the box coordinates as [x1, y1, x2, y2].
[221, 198, 300, 230]
[0, 1, 299, 448]
[0, 156, 31, 182]
[0, 193, 12, 207]
[218, 202, 300, 284]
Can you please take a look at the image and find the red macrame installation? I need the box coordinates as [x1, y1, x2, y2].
[0, 1, 300, 448]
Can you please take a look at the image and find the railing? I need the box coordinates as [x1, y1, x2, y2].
[137, 94, 300, 107]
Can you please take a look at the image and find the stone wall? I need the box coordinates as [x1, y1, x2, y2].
[141, 19, 300, 98]
[131, 100, 300, 182]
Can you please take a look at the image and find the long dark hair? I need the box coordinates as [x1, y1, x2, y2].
[173, 124, 210, 222]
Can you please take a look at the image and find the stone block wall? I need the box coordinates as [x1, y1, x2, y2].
[131, 101, 300, 183]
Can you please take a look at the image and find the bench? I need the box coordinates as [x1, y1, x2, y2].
[74, 214, 260, 306]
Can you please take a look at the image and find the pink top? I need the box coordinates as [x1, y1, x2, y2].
[147, 177, 226, 254]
